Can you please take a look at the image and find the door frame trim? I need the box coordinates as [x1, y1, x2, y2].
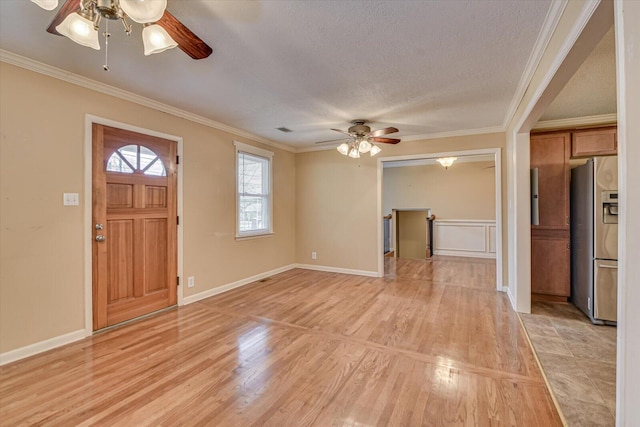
[83, 114, 184, 335]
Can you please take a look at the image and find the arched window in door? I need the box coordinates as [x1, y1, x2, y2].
[106, 144, 166, 176]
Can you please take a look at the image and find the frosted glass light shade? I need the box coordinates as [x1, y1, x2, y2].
[358, 139, 372, 153]
[142, 24, 178, 55]
[436, 157, 457, 169]
[31, 0, 58, 10]
[120, 0, 167, 23]
[348, 147, 360, 159]
[56, 13, 100, 50]
[337, 142, 349, 156]
[369, 145, 382, 156]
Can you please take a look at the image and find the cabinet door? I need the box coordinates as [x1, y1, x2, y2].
[531, 233, 570, 297]
[572, 127, 617, 157]
[530, 133, 570, 229]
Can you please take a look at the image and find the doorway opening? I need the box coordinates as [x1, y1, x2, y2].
[376, 148, 503, 291]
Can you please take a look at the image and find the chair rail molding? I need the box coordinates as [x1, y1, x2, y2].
[433, 220, 497, 259]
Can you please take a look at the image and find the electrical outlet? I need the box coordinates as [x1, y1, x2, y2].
[188, 276, 195, 288]
[311, 251, 317, 260]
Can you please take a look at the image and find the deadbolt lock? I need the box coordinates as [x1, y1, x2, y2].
[95, 223, 104, 230]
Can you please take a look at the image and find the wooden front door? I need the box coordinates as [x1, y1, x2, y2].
[92, 124, 177, 330]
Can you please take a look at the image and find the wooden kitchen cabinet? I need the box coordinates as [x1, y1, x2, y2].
[530, 132, 571, 230]
[531, 232, 571, 298]
[571, 127, 617, 157]
[530, 125, 616, 300]
[530, 131, 571, 299]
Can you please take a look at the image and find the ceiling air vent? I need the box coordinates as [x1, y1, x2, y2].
[276, 127, 292, 133]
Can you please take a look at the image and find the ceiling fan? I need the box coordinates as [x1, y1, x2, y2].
[31, 0, 212, 70]
[330, 120, 401, 158]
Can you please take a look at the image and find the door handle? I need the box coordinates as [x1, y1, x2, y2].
[95, 235, 106, 242]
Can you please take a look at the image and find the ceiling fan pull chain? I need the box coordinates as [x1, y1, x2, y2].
[103, 20, 111, 71]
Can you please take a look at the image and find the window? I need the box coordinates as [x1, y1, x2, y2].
[235, 141, 274, 238]
[106, 144, 166, 176]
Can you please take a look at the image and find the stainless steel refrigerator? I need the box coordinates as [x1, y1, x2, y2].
[571, 156, 618, 325]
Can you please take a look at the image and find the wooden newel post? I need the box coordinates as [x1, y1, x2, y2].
[425, 214, 436, 259]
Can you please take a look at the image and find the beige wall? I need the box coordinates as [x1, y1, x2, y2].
[295, 133, 507, 277]
[396, 210, 428, 260]
[383, 161, 496, 220]
[0, 63, 296, 353]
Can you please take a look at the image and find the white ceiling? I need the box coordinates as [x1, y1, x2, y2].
[0, 0, 554, 149]
[540, 26, 616, 121]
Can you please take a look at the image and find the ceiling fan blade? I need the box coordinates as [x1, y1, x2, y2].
[315, 138, 348, 144]
[157, 11, 212, 59]
[369, 127, 399, 138]
[330, 128, 352, 136]
[372, 137, 401, 144]
[46, 0, 81, 35]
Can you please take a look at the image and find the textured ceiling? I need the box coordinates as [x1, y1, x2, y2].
[540, 26, 616, 121]
[0, 1, 553, 148]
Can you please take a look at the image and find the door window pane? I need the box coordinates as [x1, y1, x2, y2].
[106, 145, 166, 177]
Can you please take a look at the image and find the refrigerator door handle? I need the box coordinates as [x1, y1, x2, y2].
[531, 168, 539, 226]
[598, 265, 617, 269]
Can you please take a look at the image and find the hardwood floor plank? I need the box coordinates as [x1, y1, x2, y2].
[0, 257, 561, 426]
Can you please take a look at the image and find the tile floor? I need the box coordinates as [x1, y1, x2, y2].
[520, 302, 617, 427]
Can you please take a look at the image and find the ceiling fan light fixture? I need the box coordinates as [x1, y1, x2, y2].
[358, 138, 372, 153]
[56, 11, 100, 50]
[437, 157, 457, 169]
[369, 145, 382, 157]
[337, 142, 350, 156]
[31, 0, 59, 11]
[142, 23, 178, 55]
[120, 0, 167, 24]
[348, 147, 360, 159]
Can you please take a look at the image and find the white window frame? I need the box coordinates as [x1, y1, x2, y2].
[234, 141, 274, 239]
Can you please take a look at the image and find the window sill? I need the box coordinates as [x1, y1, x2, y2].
[235, 232, 275, 241]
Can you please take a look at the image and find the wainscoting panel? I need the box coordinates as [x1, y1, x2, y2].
[433, 220, 496, 259]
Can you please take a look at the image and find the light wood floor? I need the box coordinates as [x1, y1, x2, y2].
[0, 257, 561, 426]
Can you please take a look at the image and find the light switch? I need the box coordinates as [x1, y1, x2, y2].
[63, 193, 79, 206]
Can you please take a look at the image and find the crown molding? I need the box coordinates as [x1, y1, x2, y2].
[533, 113, 617, 130]
[400, 126, 504, 142]
[0, 49, 296, 153]
[502, 0, 568, 129]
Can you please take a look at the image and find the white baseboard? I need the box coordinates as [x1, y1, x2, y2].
[433, 249, 496, 259]
[181, 264, 297, 305]
[295, 263, 380, 278]
[0, 329, 87, 366]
